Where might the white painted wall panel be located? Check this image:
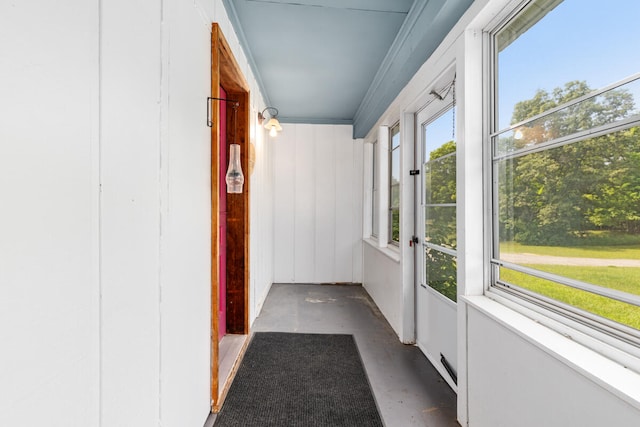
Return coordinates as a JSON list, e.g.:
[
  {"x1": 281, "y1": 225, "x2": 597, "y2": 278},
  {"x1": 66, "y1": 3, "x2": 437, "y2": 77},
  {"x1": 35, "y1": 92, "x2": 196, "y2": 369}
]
[
  {"x1": 314, "y1": 126, "x2": 336, "y2": 282},
  {"x1": 334, "y1": 128, "x2": 354, "y2": 281},
  {"x1": 273, "y1": 124, "x2": 362, "y2": 284},
  {"x1": 250, "y1": 114, "x2": 275, "y2": 323},
  {"x1": 0, "y1": 1, "x2": 99, "y2": 424},
  {"x1": 160, "y1": 1, "x2": 212, "y2": 425},
  {"x1": 0, "y1": 1, "x2": 274, "y2": 426},
  {"x1": 467, "y1": 304, "x2": 640, "y2": 427},
  {"x1": 273, "y1": 127, "x2": 296, "y2": 282},
  {"x1": 294, "y1": 125, "x2": 316, "y2": 282},
  {"x1": 350, "y1": 139, "x2": 364, "y2": 283},
  {"x1": 100, "y1": 0, "x2": 162, "y2": 424},
  {"x1": 362, "y1": 242, "x2": 402, "y2": 335}
]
